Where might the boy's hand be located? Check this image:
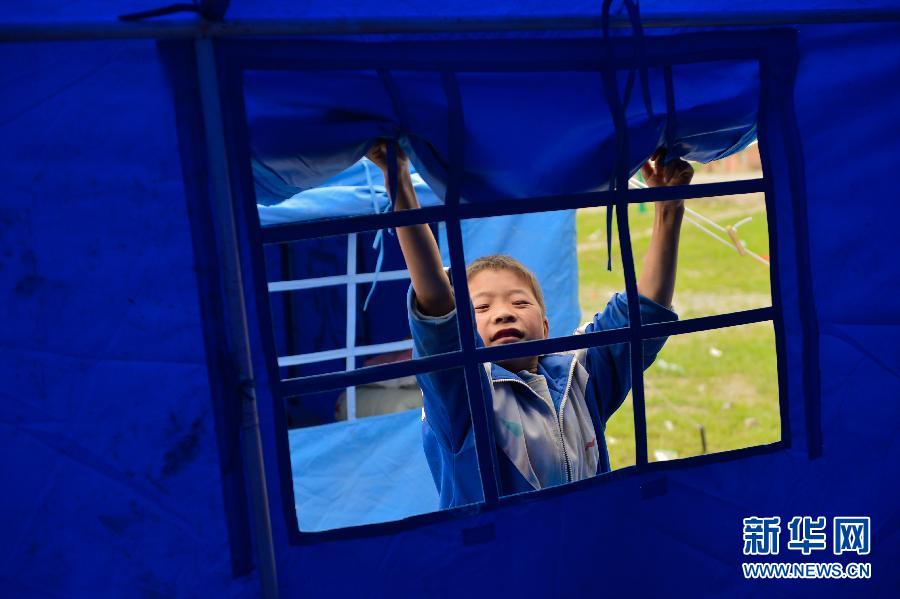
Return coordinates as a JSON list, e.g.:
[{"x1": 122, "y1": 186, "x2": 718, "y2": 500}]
[
  {"x1": 366, "y1": 140, "x2": 417, "y2": 210},
  {"x1": 366, "y1": 140, "x2": 455, "y2": 316},
  {"x1": 636, "y1": 149, "x2": 690, "y2": 308},
  {"x1": 366, "y1": 140, "x2": 410, "y2": 175},
  {"x1": 641, "y1": 149, "x2": 693, "y2": 209}
]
